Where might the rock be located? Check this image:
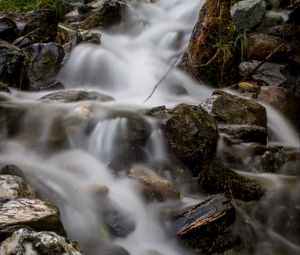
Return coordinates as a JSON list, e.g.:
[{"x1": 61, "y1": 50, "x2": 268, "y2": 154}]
[
  {"x1": 268, "y1": 23, "x2": 300, "y2": 40},
  {"x1": 247, "y1": 33, "x2": 287, "y2": 61},
  {"x1": 230, "y1": 0, "x2": 266, "y2": 31},
  {"x1": 181, "y1": 1, "x2": 240, "y2": 86},
  {"x1": 77, "y1": 0, "x2": 124, "y2": 30},
  {"x1": 0, "y1": 175, "x2": 36, "y2": 200},
  {"x1": 246, "y1": 33, "x2": 300, "y2": 65},
  {"x1": 130, "y1": 166, "x2": 180, "y2": 202},
  {"x1": 24, "y1": 42, "x2": 65, "y2": 90},
  {"x1": 102, "y1": 210, "x2": 136, "y2": 238},
  {"x1": 287, "y1": 0, "x2": 300, "y2": 24},
  {"x1": 0, "y1": 228, "x2": 82, "y2": 255},
  {"x1": 238, "y1": 81, "x2": 260, "y2": 93},
  {"x1": 0, "y1": 165, "x2": 23, "y2": 177},
  {"x1": 101, "y1": 244, "x2": 130, "y2": 255},
  {"x1": 261, "y1": 11, "x2": 285, "y2": 28},
  {"x1": 56, "y1": 24, "x2": 101, "y2": 55},
  {"x1": 175, "y1": 194, "x2": 236, "y2": 254},
  {"x1": 39, "y1": 90, "x2": 113, "y2": 103},
  {"x1": 161, "y1": 104, "x2": 219, "y2": 164},
  {"x1": 14, "y1": 10, "x2": 58, "y2": 43},
  {"x1": 201, "y1": 90, "x2": 267, "y2": 129},
  {"x1": 0, "y1": 40, "x2": 25, "y2": 88},
  {"x1": 239, "y1": 61, "x2": 288, "y2": 87},
  {"x1": 218, "y1": 124, "x2": 267, "y2": 144},
  {"x1": 0, "y1": 198, "x2": 65, "y2": 241},
  {"x1": 0, "y1": 16, "x2": 18, "y2": 42},
  {"x1": 258, "y1": 86, "x2": 300, "y2": 131},
  {"x1": 197, "y1": 159, "x2": 264, "y2": 201}
]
